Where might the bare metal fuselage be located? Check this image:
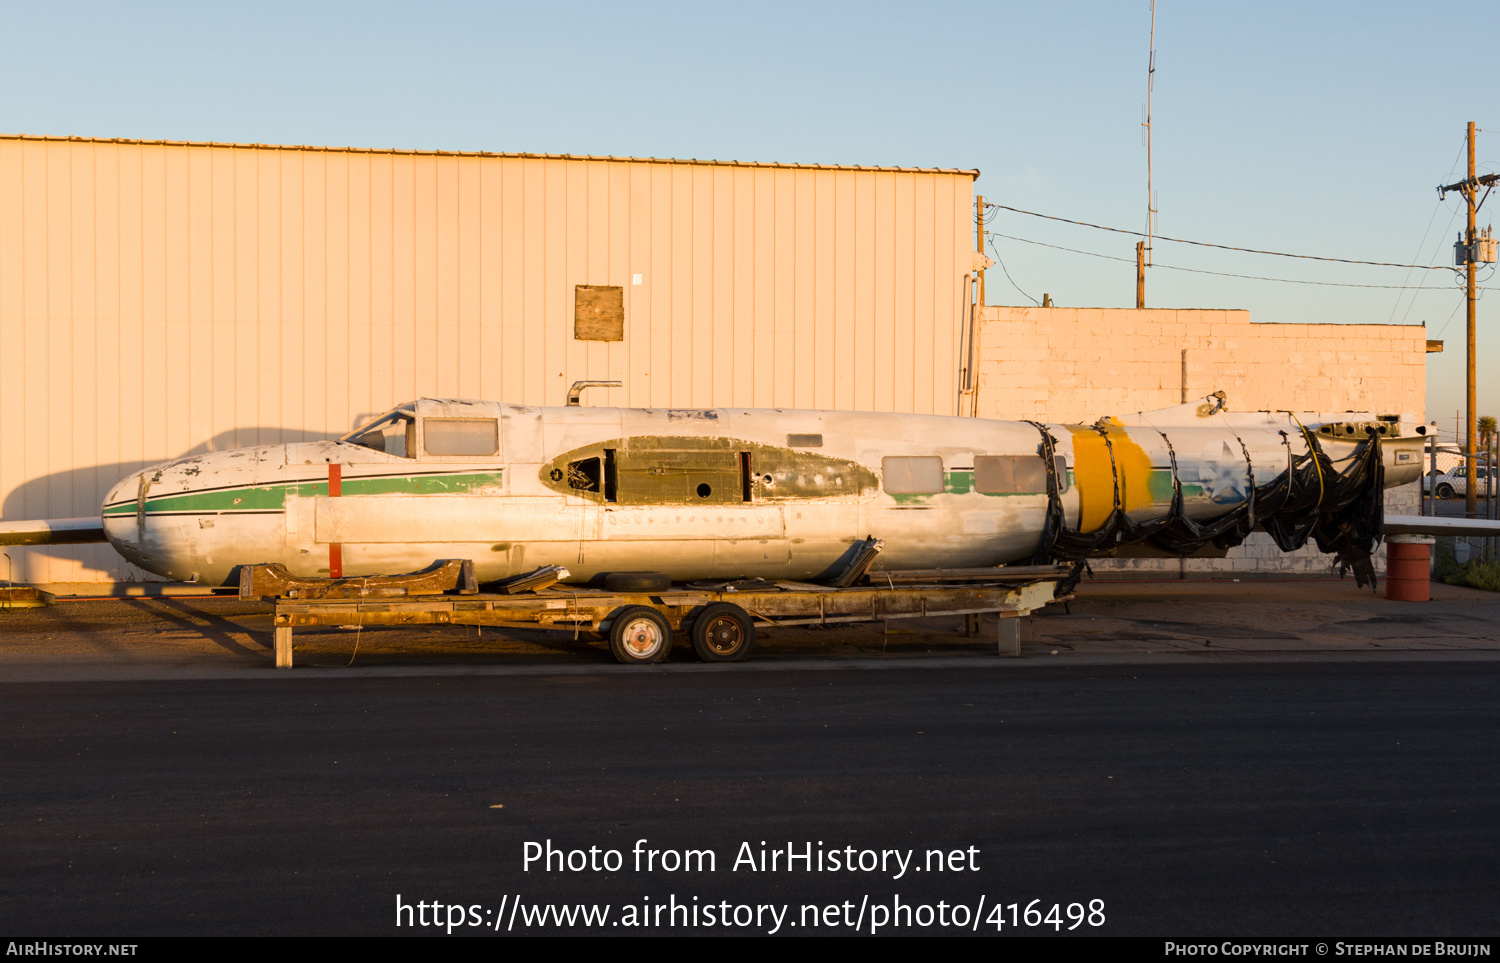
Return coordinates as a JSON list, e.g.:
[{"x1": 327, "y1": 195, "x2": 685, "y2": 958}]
[{"x1": 99, "y1": 399, "x2": 1426, "y2": 587}]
